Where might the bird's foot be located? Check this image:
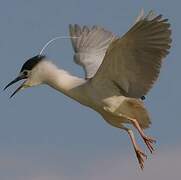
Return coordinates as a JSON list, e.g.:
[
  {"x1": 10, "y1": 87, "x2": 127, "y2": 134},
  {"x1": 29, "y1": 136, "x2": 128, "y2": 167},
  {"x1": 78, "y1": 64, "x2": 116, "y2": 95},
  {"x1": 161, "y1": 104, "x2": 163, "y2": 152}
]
[
  {"x1": 135, "y1": 147, "x2": 147, "y2": 170},
  {"x1": 142, "y1": 135, "x2": 156, "y2": 154},
  {"x1": 127, "y1": 117, "x2": 156, "y2": 154}
]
